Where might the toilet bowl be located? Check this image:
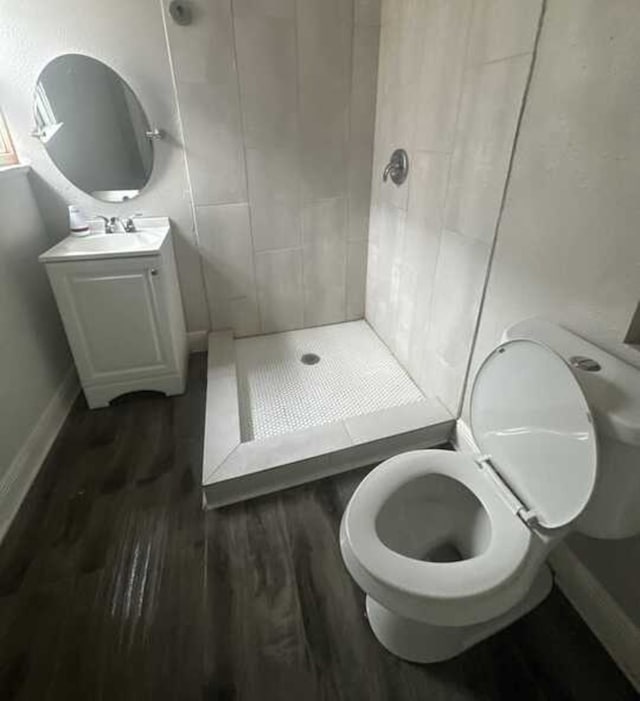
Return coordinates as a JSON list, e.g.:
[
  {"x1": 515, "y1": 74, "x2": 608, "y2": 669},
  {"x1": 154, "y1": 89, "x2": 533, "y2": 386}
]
[
  {"x1": 340, "y1": 450, "x2": 554, "y2": 662},
  {"x1": 341, "y1": 321, "x2": 640, "y2": 663}
]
